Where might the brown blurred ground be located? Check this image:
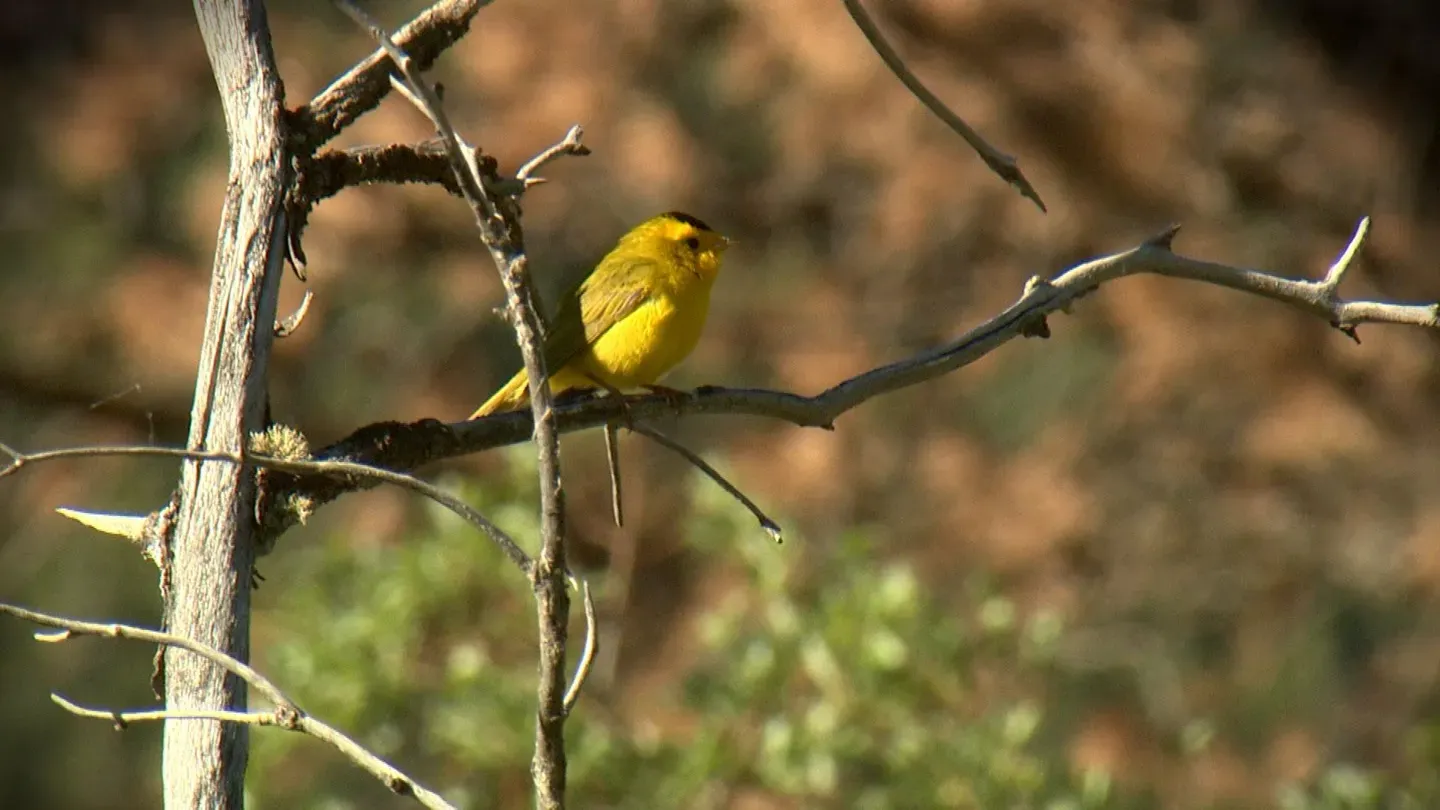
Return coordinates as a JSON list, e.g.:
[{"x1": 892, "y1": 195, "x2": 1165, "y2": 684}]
[{"x1": 4, "y1": 0, "x2": 1440, "y2": 807}]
